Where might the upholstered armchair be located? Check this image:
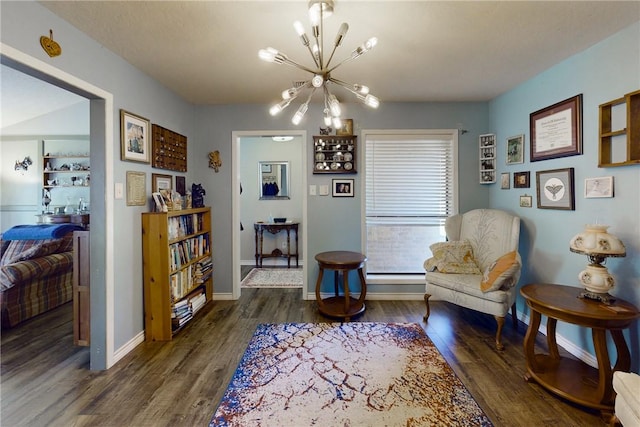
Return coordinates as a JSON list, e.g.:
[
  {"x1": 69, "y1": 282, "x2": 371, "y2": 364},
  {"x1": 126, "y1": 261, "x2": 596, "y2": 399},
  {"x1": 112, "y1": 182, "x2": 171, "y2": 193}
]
[{"x1": 424, "y1": 209, "x2": 521, "y2": 350}]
